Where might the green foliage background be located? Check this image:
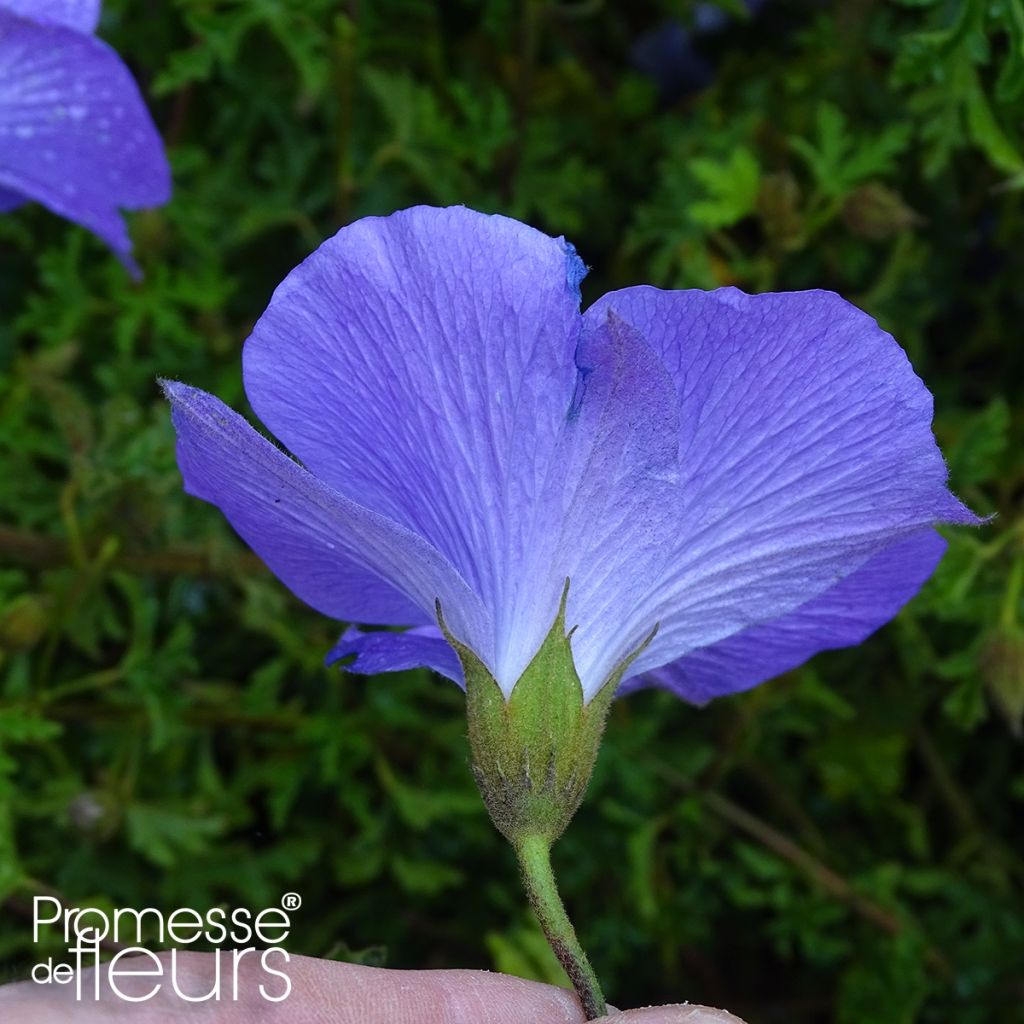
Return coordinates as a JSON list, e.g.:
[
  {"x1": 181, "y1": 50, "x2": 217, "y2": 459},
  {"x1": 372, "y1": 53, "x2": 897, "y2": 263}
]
[{"x1": 1, "y1": 1, "x2": 1023, "y2": 1020}]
